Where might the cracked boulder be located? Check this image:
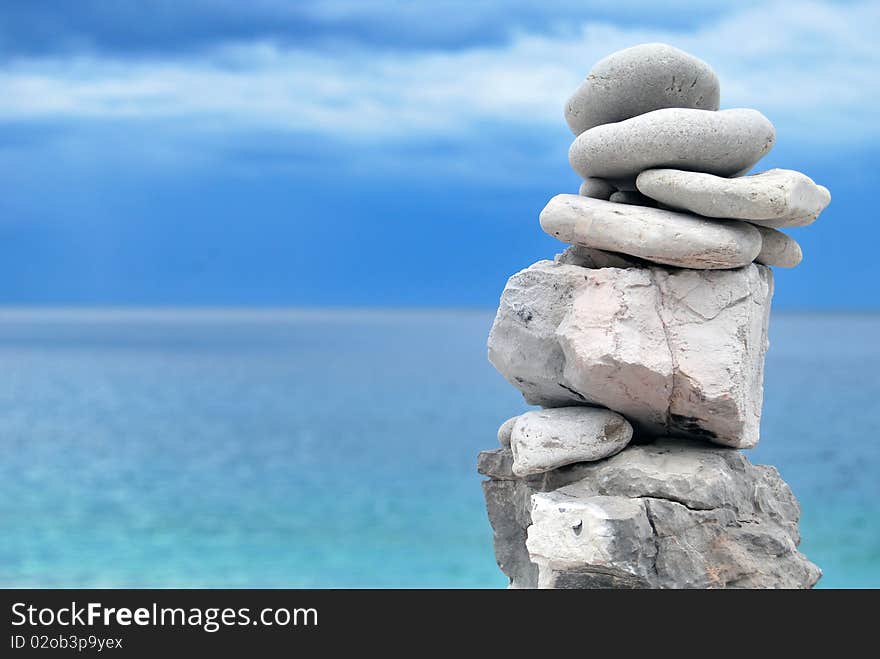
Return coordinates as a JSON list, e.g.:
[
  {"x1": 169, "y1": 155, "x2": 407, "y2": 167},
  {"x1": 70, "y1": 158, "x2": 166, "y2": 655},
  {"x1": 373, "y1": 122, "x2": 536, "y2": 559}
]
[
  {"x1": 478, "y1": 439, "x2": 821, "y2": 589},
  {"x1": 487, "y1": 259, "x2": 773, "y2": 448}
]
